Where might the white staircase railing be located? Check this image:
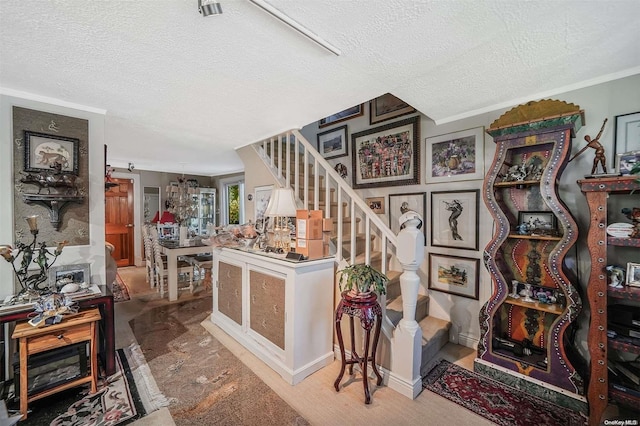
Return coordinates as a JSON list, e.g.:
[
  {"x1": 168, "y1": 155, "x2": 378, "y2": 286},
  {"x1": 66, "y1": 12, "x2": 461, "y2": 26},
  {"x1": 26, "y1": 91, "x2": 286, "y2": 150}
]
[{"x1": 252, "y1": 129, "x2": 424, "y2": 399}]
